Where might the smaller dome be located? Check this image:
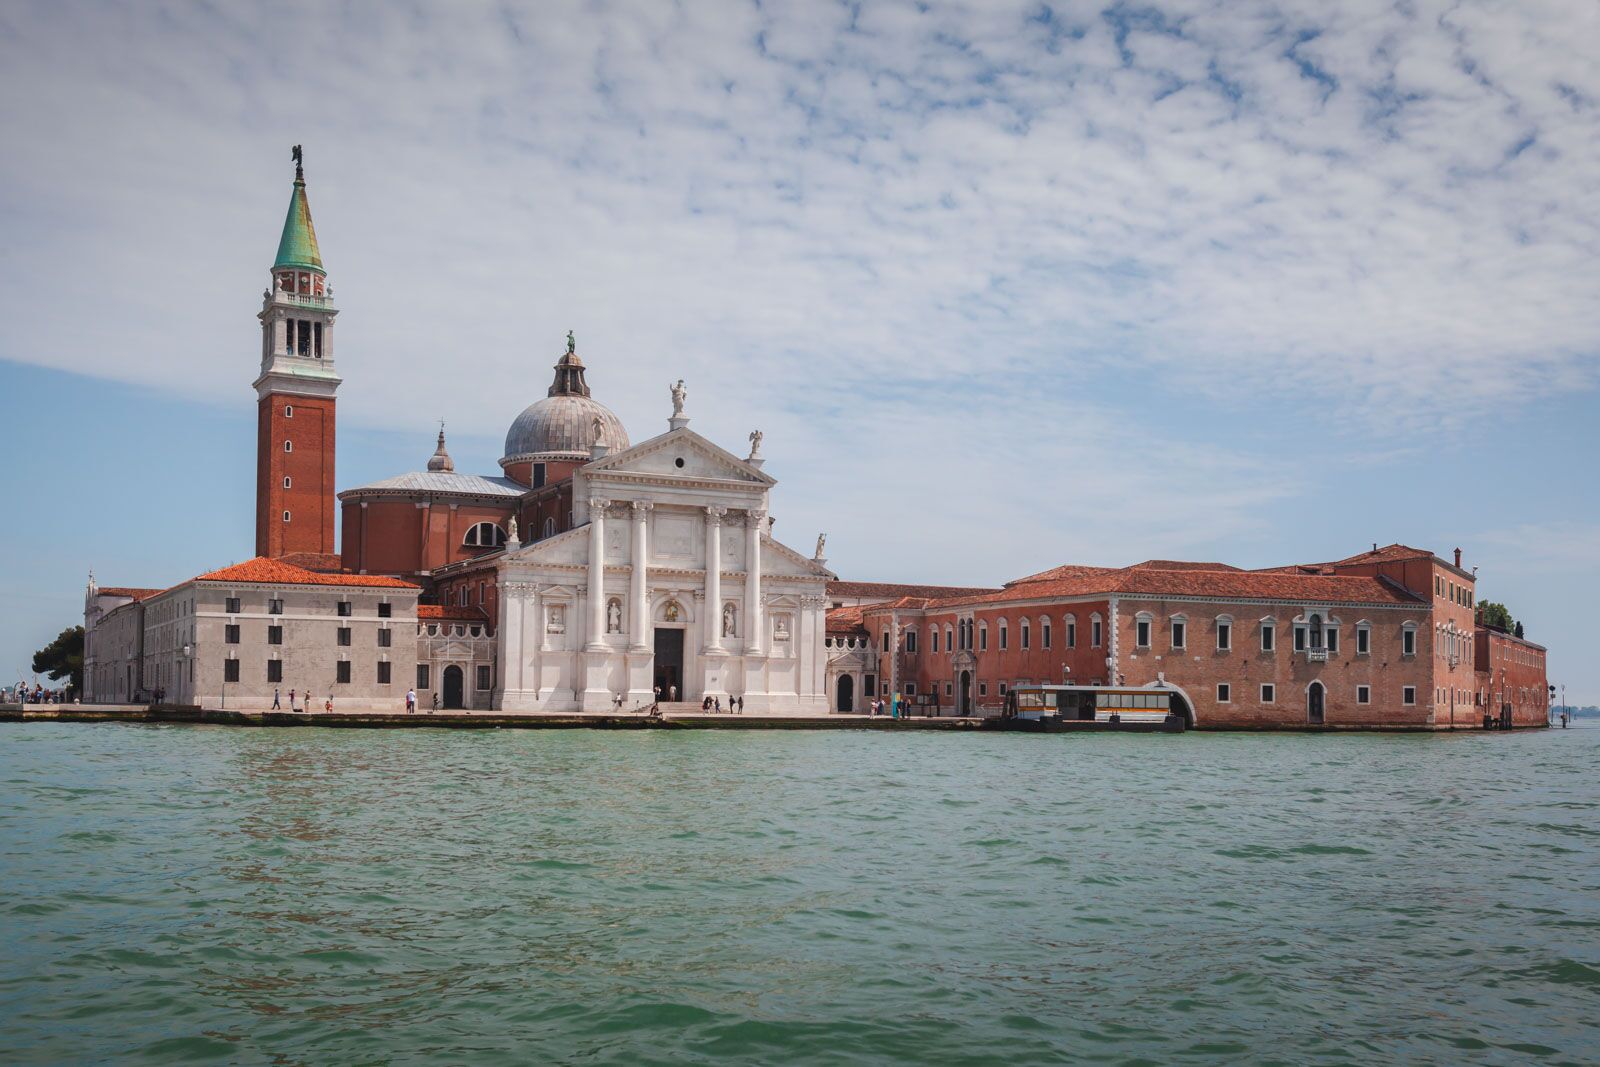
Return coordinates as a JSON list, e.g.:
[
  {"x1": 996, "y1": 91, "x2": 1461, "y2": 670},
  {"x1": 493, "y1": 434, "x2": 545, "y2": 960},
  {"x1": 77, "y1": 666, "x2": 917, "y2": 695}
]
[{"x1": 426, "y1": 427, "x2": 454, "y2": 472}]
